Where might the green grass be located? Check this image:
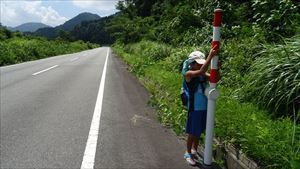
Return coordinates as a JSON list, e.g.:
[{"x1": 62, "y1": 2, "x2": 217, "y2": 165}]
[{"x1": 112, "y1": 40, "x2": 300, "y2": 169}]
